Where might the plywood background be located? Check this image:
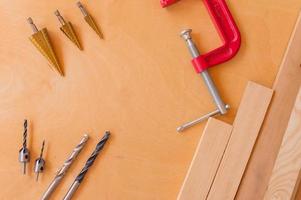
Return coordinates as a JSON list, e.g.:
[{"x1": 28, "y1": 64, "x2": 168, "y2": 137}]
[{"x1": 0, "y1": 0, "x2": 300, "y2": 199}]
